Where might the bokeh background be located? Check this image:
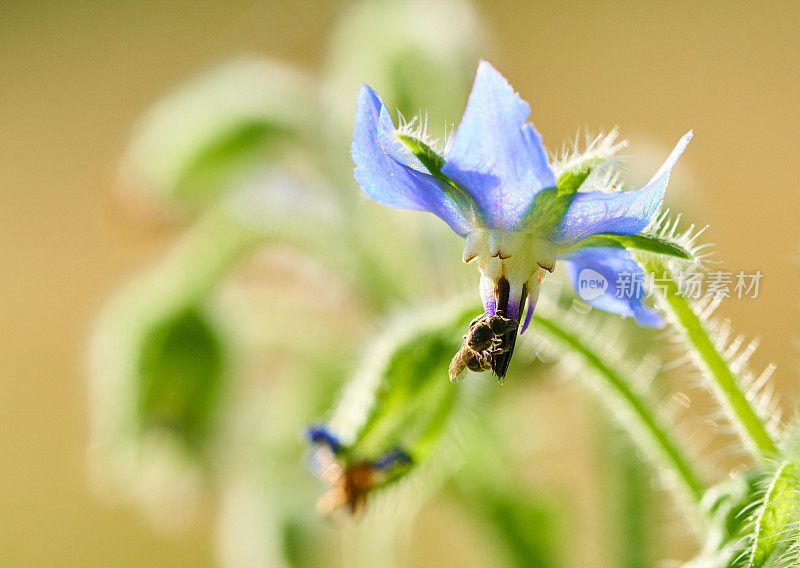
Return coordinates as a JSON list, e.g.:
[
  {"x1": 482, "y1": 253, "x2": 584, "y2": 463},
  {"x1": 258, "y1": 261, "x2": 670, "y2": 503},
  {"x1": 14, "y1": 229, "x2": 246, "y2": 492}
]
[{"x1": 2, "y1": 1, "x2": 799, "y2": 566}]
